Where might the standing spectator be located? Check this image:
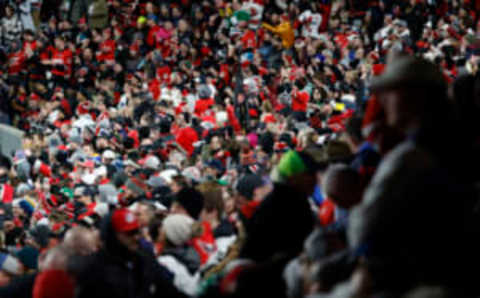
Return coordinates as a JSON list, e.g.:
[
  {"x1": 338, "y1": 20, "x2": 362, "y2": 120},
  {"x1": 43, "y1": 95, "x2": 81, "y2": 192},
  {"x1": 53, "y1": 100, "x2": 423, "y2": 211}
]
[
  {"x1": 70, "y1": 208, "x2": 186, "y2": 298},
  {"x1": 1, "y1": 4, "x2": 23, "y2": 50},
  {"x1": 87, "y1": 0, "x2": 108, "y2": 30},
  {"x1": 17, "y1": 0, "x2": 36, "y2": 32}
]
